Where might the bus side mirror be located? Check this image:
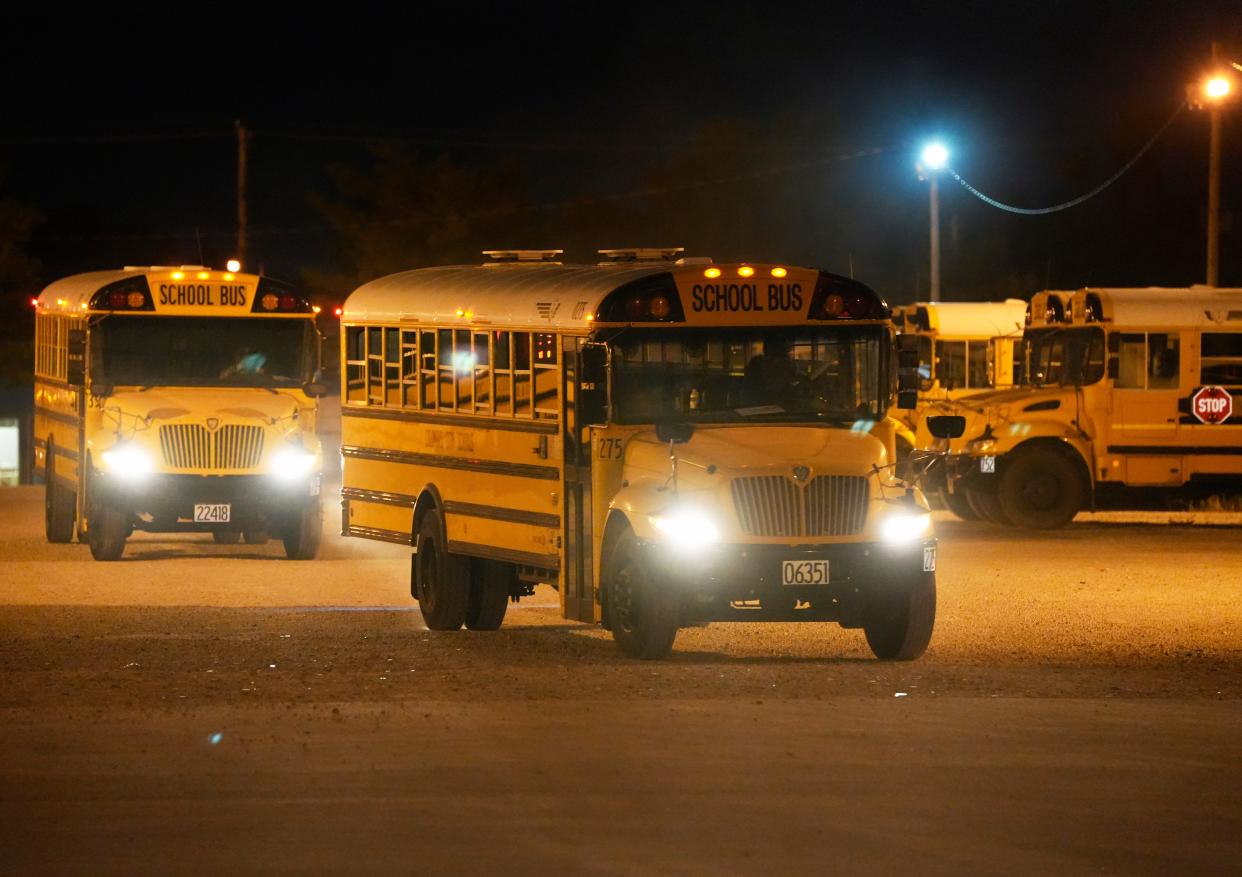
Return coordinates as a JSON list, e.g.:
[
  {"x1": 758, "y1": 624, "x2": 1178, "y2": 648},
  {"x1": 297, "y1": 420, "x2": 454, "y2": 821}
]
[
  {"x1": 656, "y1": 420, "x2": 695, "y2": 444},
  {"x1": 580, "y1": 343, "x2": 609, "y2": 426},
  {"x1": 303, "y1": 381, "x2": 330, "y2": 398},
  {"x1": 926, "y1": 415, "x2": 966, "y2": 439},
  {"x1": 67, "y1": 329, "x2": 86, "y2": 386},
  {"x1": 897, "y1": 390, "x2": 919, "y2": 410}
]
